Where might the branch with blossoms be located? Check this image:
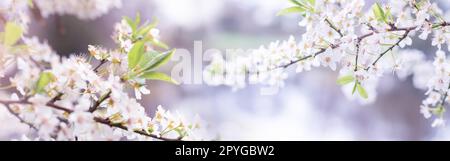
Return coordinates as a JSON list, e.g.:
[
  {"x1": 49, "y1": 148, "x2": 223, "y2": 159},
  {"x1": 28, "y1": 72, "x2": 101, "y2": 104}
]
[
  {"x1": 0, "y1": 97, "x2": 181, "y2": 141},
  {"x1": 204, "y1": 0, "x2": 450, "y2": 127},
  {"x1": 0, "y1": 1, "x2": 201, "y2": 141}
]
